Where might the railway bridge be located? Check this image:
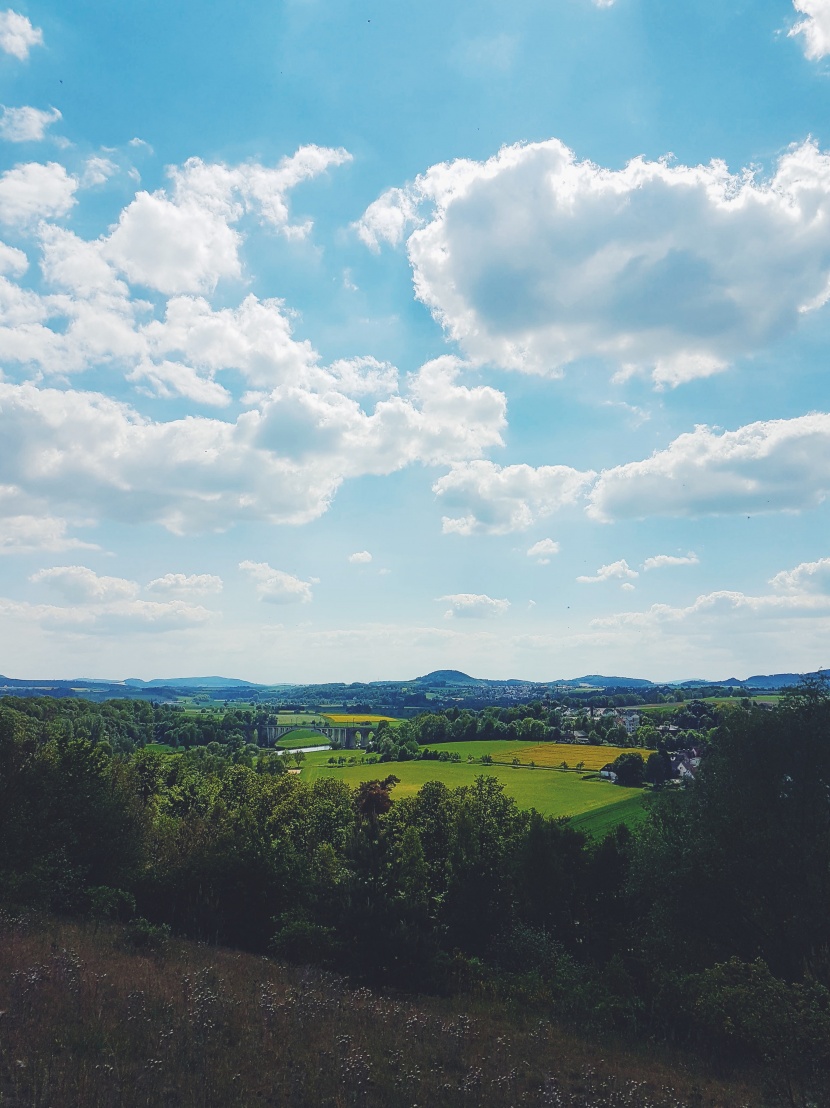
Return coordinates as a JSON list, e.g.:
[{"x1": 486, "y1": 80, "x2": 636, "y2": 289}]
[{"x1": 265, "y1": 723, "x2": 374, "y2": 751}]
